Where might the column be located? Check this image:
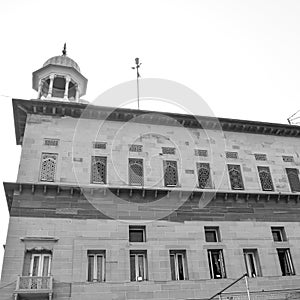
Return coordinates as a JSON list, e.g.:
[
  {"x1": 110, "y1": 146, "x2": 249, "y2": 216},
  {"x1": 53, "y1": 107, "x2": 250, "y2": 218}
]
[
  {"x1": 47, "y1": 74, "x2": 55, "y2": 98},
  {"x1": 37, "y1": 79, "x2": 43, "y2": 99},
  {"x1": 75, "y1": 85, "x2": 80, "y2": 102},
  {"x1": 64, "y1": 76, "x2": 71, "y2": 100}
]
